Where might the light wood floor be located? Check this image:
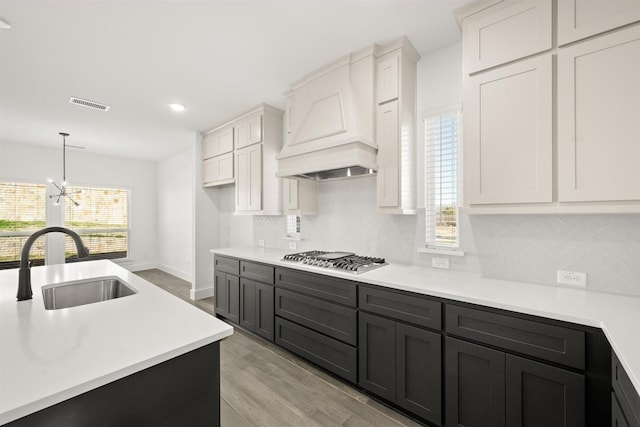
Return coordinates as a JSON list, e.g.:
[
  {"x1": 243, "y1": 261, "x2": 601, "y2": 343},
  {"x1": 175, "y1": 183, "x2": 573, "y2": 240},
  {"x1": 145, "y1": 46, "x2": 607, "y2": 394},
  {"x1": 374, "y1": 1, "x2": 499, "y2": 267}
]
[{"x1": 134, "y1": 269, "x2": 423, "y2": 427}]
